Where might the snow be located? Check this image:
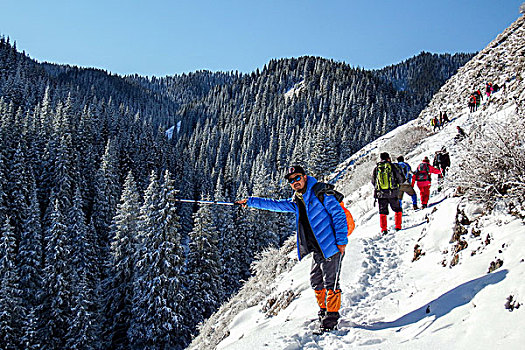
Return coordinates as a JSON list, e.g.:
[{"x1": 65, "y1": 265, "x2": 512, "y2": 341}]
[
  {"x1": 284, "y1": 81, "x2": 305, "y2": 100},
  {"x1": 165, "y1": 121, "x2": 181, "y2": 140},
  {"x1": 192, "y1": 14, "x2": 525, "y2": 350},
  {"x1": 166, "y1": 126, "x2": 175, "y2": 140}
]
